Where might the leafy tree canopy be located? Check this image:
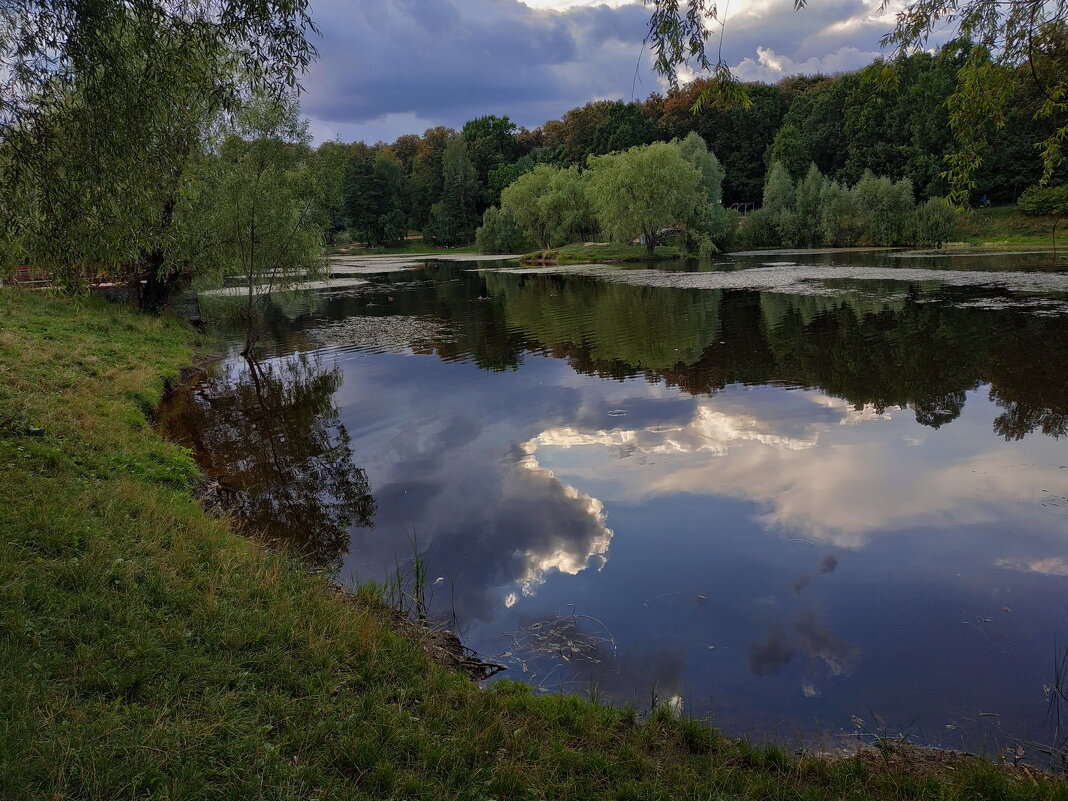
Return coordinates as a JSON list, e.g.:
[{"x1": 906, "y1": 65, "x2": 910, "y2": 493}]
[{"x1": 645, "y1": 0, "x2": 1068, "y2": 203}]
